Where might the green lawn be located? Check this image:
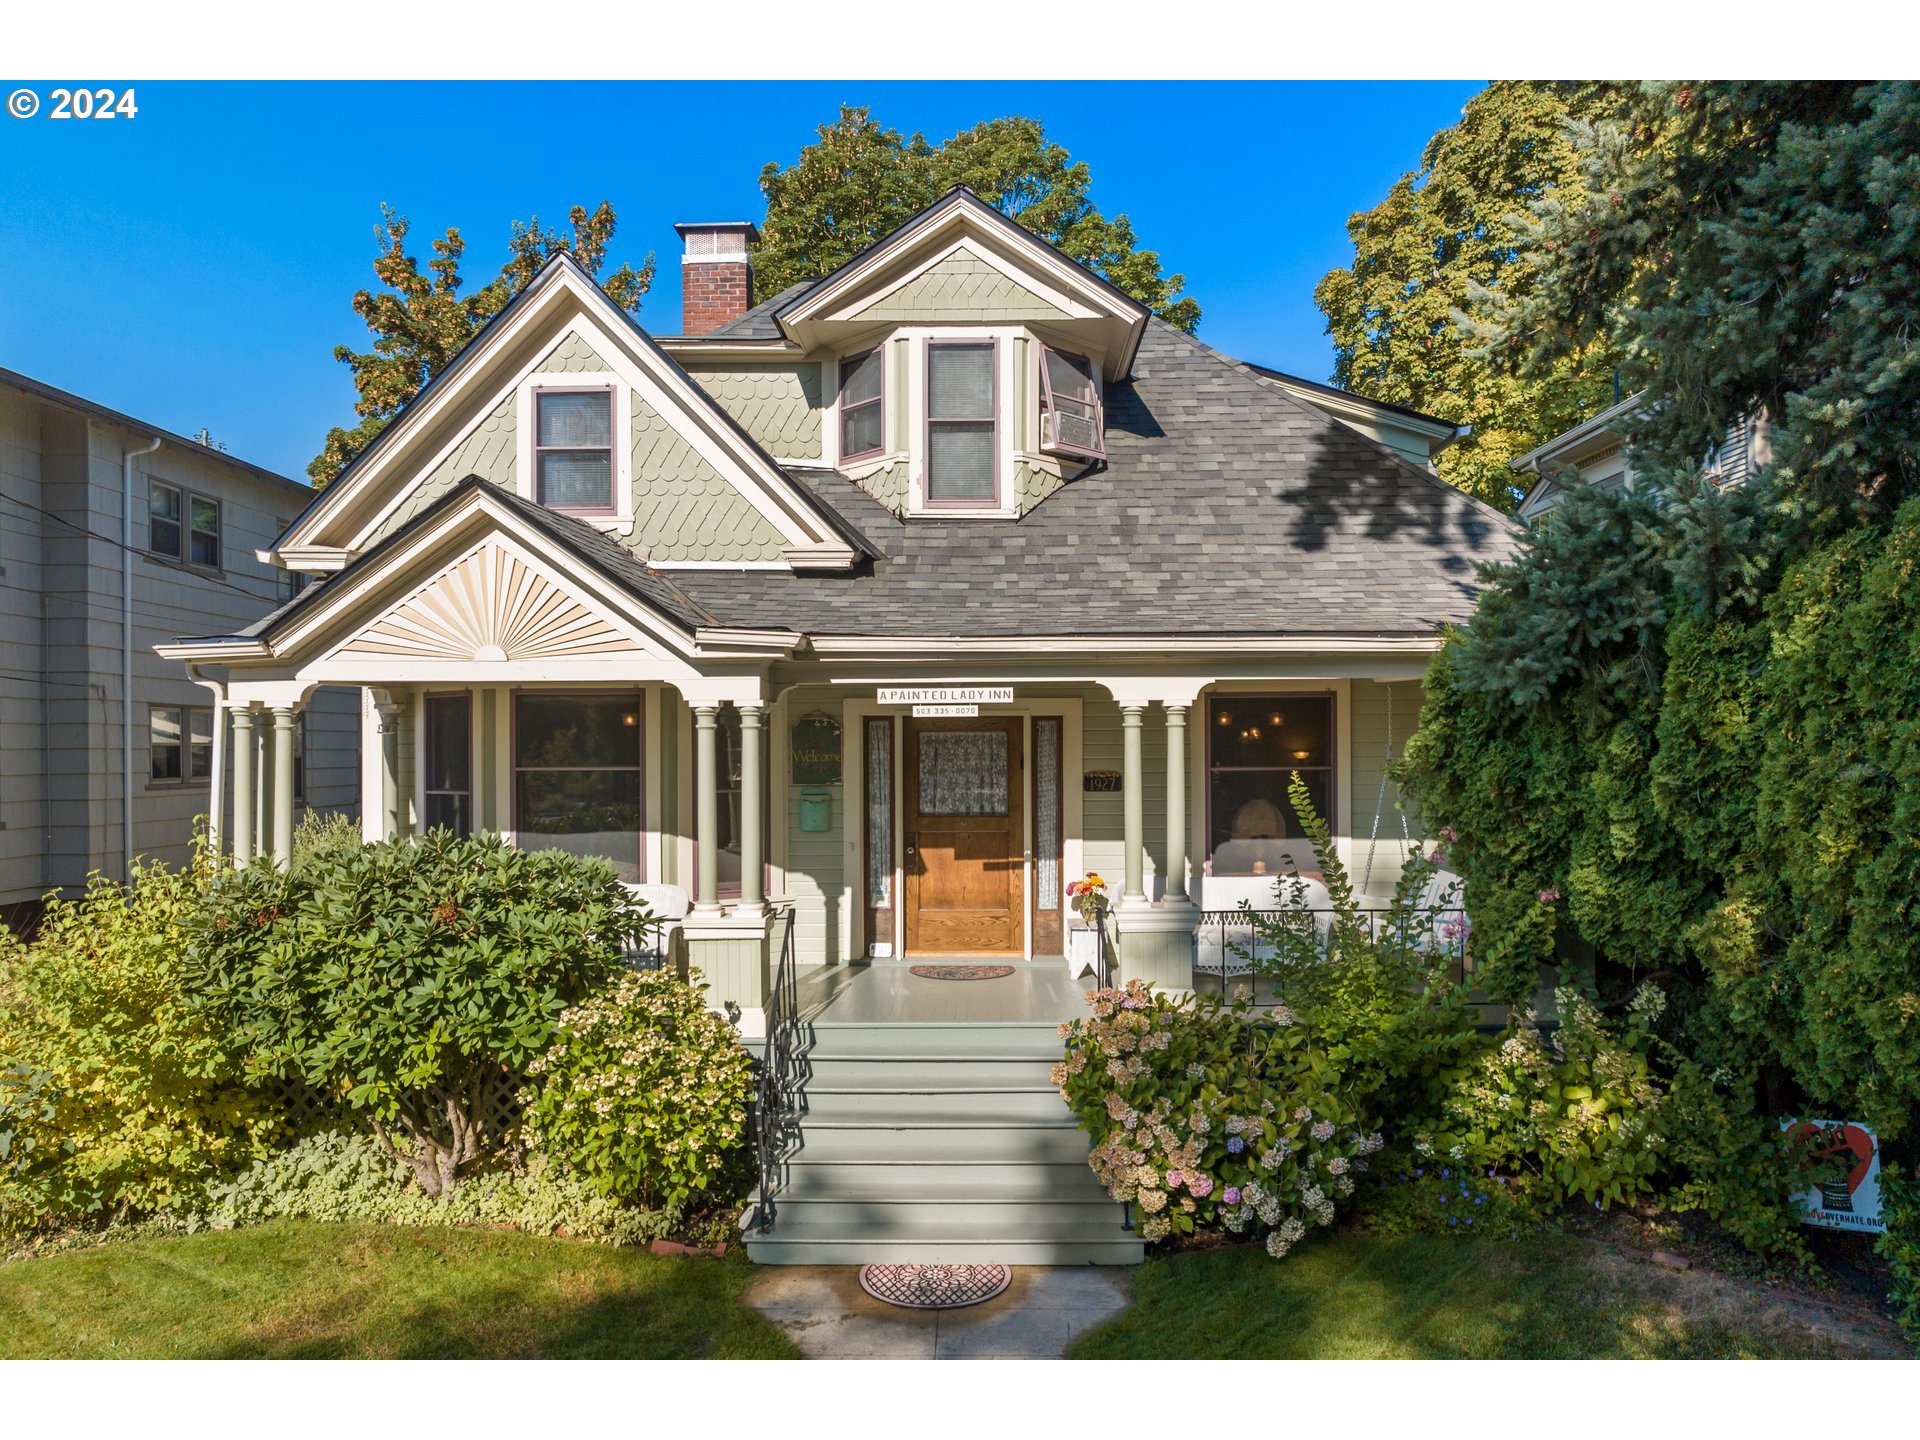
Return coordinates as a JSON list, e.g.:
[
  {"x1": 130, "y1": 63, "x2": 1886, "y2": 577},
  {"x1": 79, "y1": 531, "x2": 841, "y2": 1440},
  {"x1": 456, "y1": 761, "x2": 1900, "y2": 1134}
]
[
  {"x1": 1068, "y1": 1231, "x2": 1904, "y2": 1359},
  {"x1": 0, "y1": 1222, "x2": 799, "y2": 1359}
]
